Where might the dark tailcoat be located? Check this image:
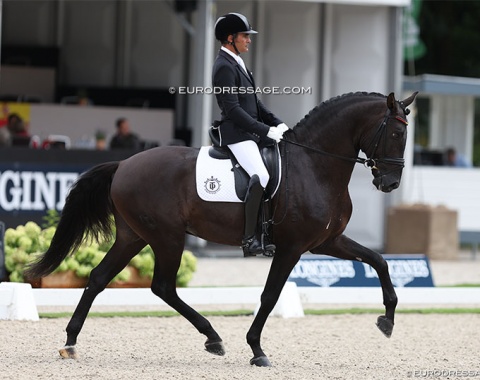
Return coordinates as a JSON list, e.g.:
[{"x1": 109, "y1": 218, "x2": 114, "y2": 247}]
[{"x1": 212, "y1": 49, "x2": 282, "y2": 146}]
